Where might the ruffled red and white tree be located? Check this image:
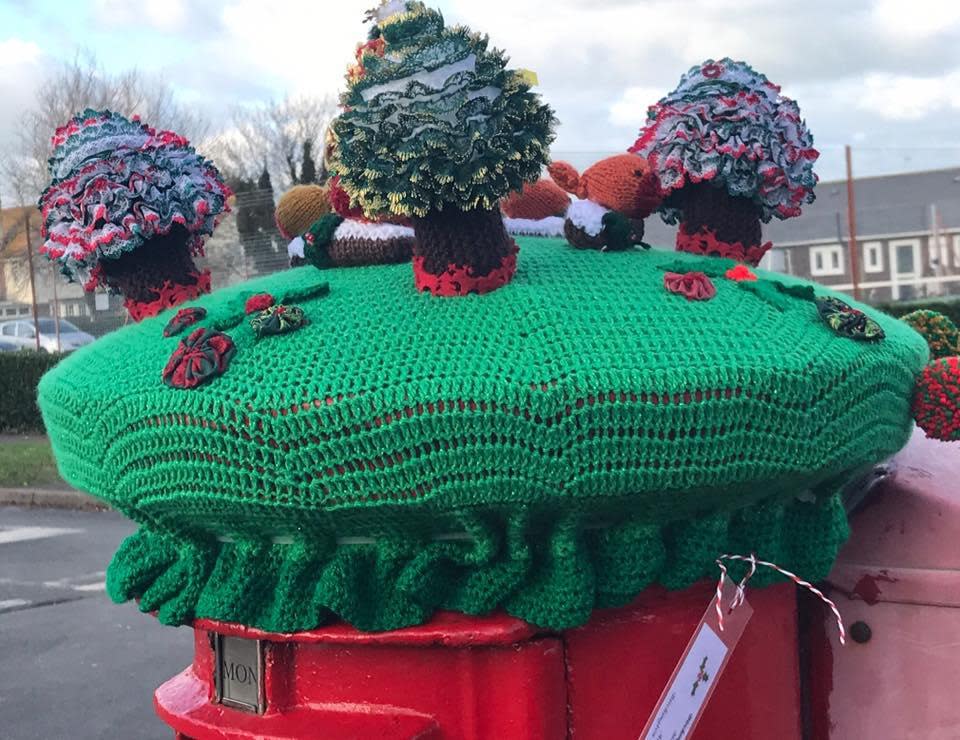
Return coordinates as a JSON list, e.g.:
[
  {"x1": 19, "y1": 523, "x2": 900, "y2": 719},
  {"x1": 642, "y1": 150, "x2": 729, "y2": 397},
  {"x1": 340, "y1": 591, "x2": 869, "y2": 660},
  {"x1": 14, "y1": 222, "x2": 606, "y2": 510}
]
[
  {"x1": 629, "y1": 59, "x2": 818, "y2": 266},
  {"x1": 39, "y1": 110, "x2": 231, "y2": 321}
]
